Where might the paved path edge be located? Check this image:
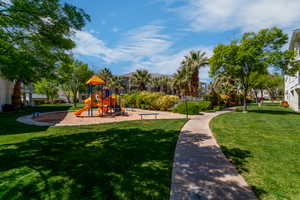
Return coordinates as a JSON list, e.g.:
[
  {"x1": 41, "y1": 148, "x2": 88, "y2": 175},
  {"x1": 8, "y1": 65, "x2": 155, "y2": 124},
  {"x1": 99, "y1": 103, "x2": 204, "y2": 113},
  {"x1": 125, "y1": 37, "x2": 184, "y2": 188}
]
[{"x1": 170, "y1": 108, "x2": 258, "y2": 200}]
